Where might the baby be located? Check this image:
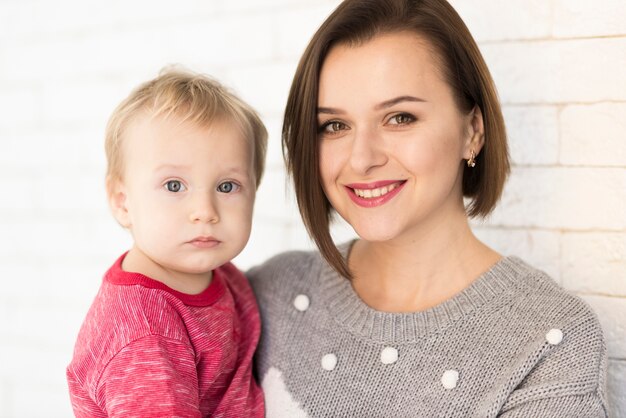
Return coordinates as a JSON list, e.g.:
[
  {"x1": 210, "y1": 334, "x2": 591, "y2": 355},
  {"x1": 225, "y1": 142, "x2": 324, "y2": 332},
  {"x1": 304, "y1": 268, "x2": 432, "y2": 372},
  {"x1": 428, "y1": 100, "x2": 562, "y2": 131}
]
[{"x1": 67, "y1": 69, "x2": 267, "y2": 417}]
